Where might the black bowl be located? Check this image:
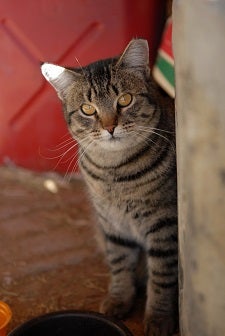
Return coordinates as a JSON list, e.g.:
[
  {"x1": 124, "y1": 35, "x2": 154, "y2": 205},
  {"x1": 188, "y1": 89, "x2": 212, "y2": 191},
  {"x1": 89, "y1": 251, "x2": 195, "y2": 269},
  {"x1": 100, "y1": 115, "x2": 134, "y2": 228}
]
[{"x1": 9, "y1": 310, "x2": 133, "y2": 336}]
